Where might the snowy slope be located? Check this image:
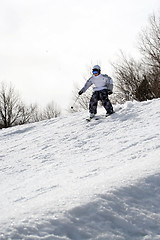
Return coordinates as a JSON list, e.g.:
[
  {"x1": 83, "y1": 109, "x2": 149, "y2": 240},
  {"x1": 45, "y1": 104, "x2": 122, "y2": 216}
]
[{"x1": 0, "y1": 99, "x2": 160, "y2": 240}]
